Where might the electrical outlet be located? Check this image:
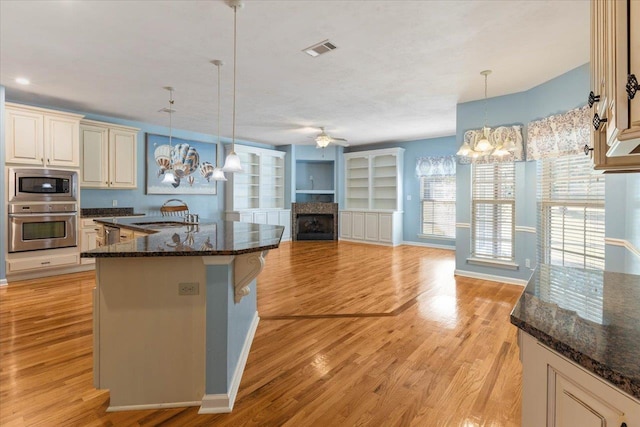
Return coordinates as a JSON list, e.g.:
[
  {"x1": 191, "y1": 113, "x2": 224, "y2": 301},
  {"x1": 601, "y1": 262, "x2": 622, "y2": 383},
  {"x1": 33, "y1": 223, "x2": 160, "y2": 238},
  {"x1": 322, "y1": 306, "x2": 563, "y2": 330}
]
[
  {"x1": 525, "y1": 258, "x2": 531, "y2": 269},
  {"x1": 178, "y1": 282, "x2": 199, "y2": 295},
  {"x1": 112, "y1": 200, "x2": 117, "y2": 207},
  {"x1": 309, "y1": 175, "x2": 313, "y2": 181}
]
